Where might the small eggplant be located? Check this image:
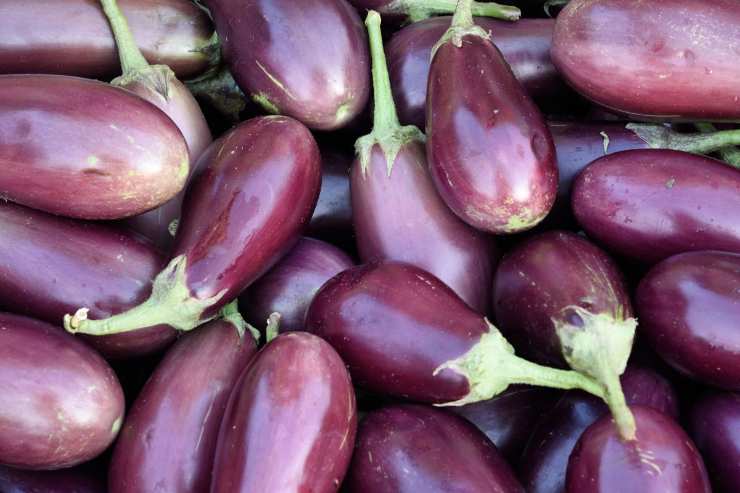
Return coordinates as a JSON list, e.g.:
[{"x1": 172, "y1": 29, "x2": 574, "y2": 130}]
[
  {"x1": 211, "y1": 332, "x2": 356, "y2": 492},
  {"x1": 308, "y1": 146, "x2": 354, "y2": 239},
  {"x1": 426, "y1": 1, "x2": 558, "y2": 233},
  {"x1": 565, "y1": 406, "x2": 711, "y2": 493},
  {"x1": 347, "y1": 0, "x2": 519, "y2": 23},
  {"x1": 636, "y1": 250, "x2": 740, "y2": 390},
  {"x1": 345, "y1": 405, "x2": 524, "y2": 493},
  {"x1": 206, "y1": 0, "x2": 370, "y2": 130},
  {"x1": 572, "y1": 149, "x2": 740, "y2": 263},
  {"x1": 0, "y1": 313, "x2": 124, "y2": 470},
  {"x1": 0, "y1": 465, "x2": 105, "y2": 493},
  {"x1": 0, "y1": 74, "x2": 189, "y2": 220},
  {"x1": 65, "y1": 116, "x2": 321, "y2": 338},
  {"x1": 552, "y1": 0, "x2": 740, "y2": 121},
  {"x1": 352, "y1": 11, "x2": 495, "y2": 313}
]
